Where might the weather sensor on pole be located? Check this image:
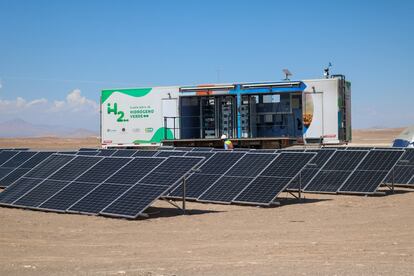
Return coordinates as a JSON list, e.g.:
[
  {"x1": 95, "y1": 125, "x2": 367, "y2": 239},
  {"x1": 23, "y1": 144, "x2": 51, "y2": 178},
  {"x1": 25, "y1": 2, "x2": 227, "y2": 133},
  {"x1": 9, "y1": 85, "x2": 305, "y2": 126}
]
[
  {"x1": 283, "y1": 69, "x2": 292, "y2": 81},
  {"x1": 324, "y1": 62, "x2": 332, "y2": 78}
]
